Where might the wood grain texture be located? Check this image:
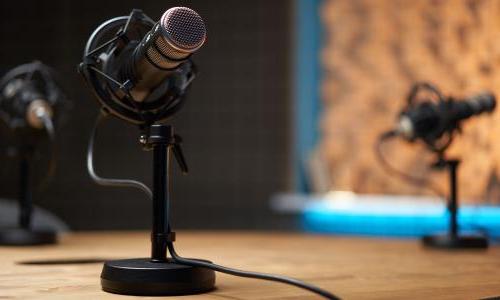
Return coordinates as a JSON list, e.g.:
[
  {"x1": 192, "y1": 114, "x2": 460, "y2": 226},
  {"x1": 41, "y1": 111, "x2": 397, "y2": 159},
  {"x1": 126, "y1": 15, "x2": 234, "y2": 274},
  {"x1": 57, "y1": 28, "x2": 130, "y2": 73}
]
[
  {"x1": 321, "y1": 0, "x2": 500, "y2": 202},
  {"x1": 1, "y1": 231, "x2": 500, "y2": 299}
]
